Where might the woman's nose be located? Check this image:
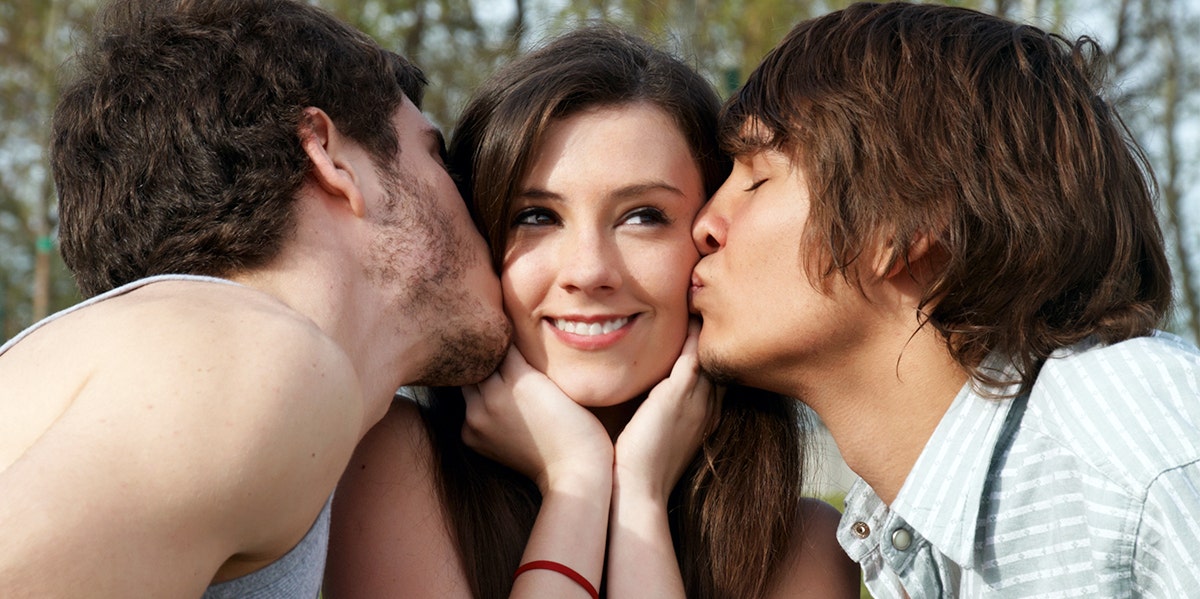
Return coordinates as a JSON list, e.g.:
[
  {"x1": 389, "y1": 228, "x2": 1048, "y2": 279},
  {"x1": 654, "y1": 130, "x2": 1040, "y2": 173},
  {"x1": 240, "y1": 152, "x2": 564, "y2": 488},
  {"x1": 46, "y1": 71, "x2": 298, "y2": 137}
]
[{"x1": 557, "y1": 229, "x2": 621, "y2": 294}]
